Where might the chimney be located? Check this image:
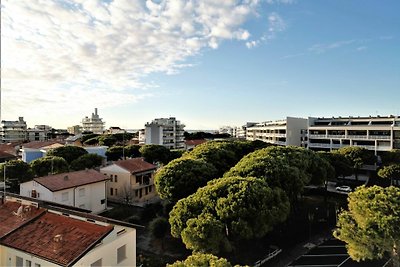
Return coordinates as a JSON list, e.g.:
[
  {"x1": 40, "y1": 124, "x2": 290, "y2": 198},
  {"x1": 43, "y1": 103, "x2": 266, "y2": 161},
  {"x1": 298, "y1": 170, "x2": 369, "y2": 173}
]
[
  {"x1": 64, "y1": 175, "x2": 69, "y2": 181},
  {"x1": 95, "y1": 108, "x2": 98, "y2": 116}
]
